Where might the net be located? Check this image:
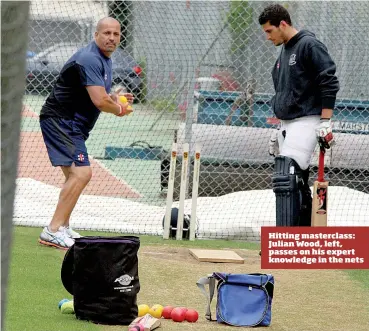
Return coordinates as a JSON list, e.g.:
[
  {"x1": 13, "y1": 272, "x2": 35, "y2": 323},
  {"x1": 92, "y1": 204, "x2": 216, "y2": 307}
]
[{"x1": 16, "y1": 1, "x2": 369, "y2": 241}]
